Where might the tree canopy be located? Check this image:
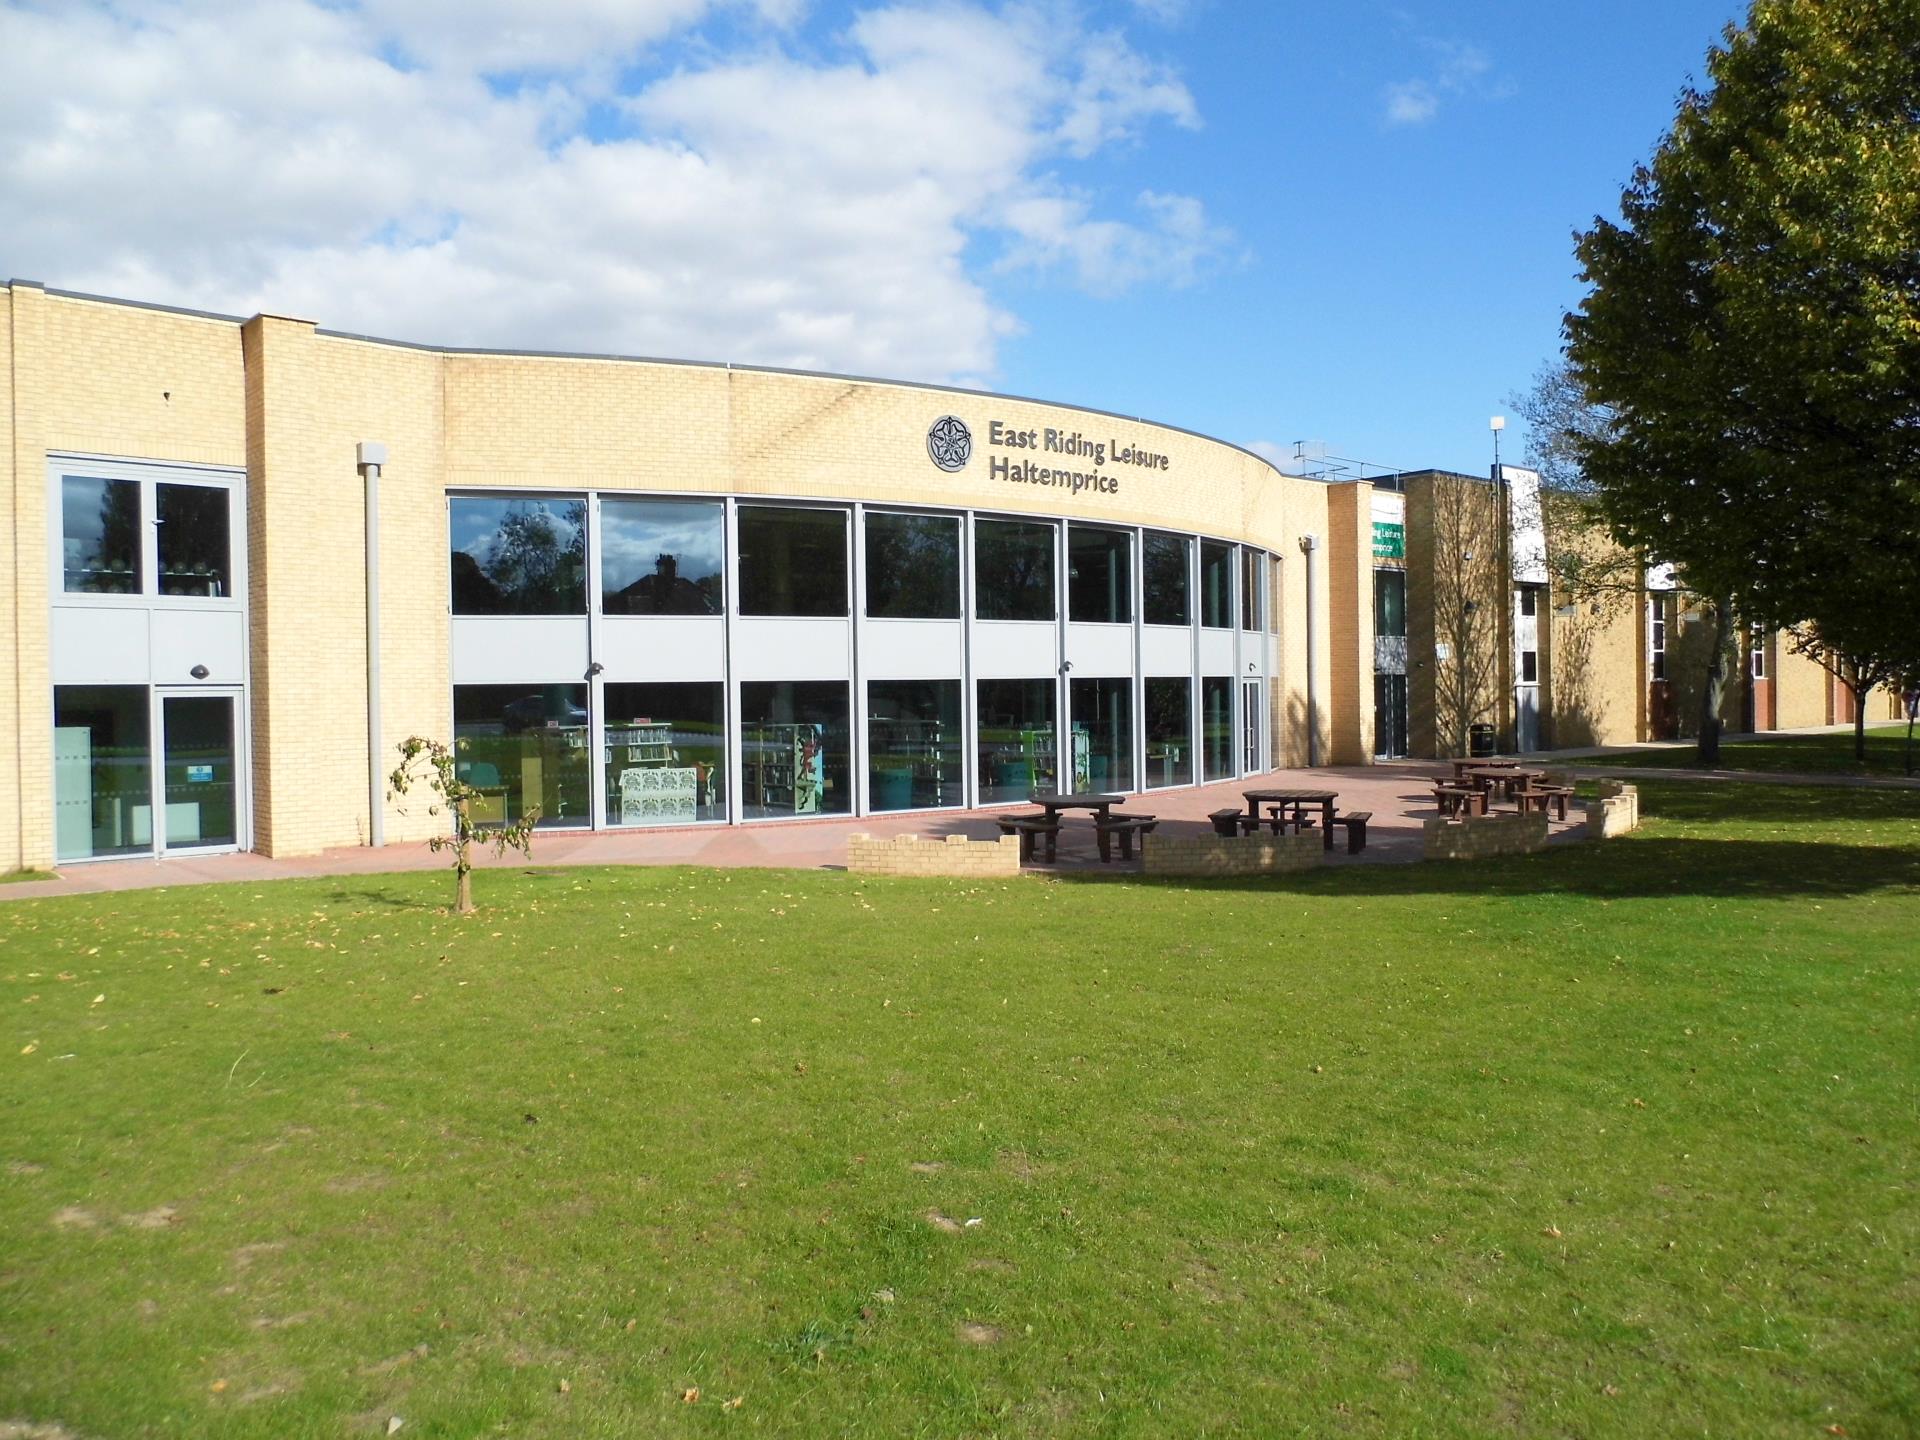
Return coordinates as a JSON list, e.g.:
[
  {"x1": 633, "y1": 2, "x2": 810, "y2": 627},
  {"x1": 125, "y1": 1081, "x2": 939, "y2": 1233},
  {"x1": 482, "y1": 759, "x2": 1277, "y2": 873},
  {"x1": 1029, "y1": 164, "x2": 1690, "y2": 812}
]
[{"x1": 1565, "y1": 0, "x2": 1920, "y2": 672}]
